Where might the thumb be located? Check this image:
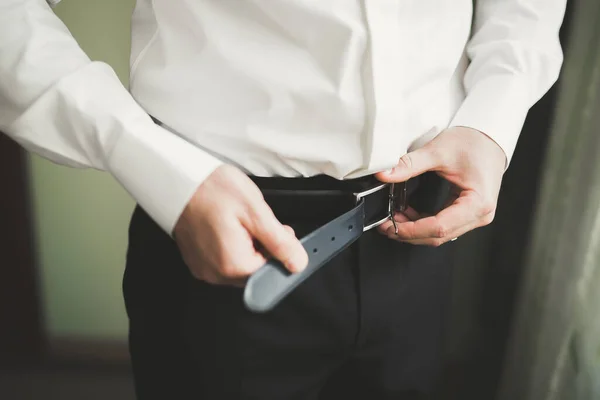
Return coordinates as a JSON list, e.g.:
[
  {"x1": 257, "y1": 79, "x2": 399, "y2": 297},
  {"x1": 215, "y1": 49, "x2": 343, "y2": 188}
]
[
  {"x1": 247, "y1": 205, "x2": 309, "y2": 274},
  {"x1": 376, "y1": 146, "x2": 440, "y2": 183}
]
